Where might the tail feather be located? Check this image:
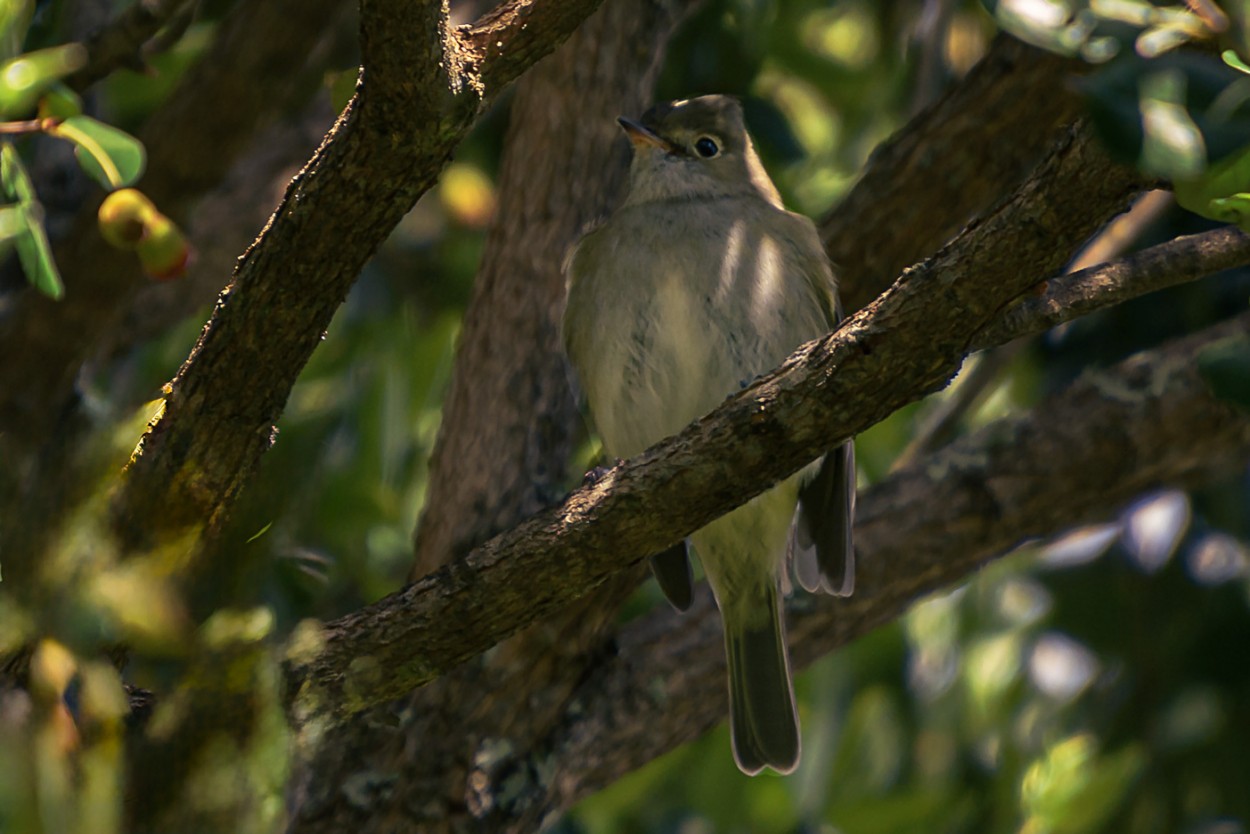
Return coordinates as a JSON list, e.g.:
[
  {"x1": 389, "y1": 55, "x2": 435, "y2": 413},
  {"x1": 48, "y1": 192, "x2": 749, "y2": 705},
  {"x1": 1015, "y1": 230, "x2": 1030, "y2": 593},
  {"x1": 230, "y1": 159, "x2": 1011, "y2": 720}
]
[
  {"x1": 724, "y1": 585, "x2": 799, "y2": 775},
  {"x1": 649, "y1": 540, "x2": 694, "y2": 611},
  {"x1": 792, "y1": 440, "x2": 856, "y2": 596}
]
